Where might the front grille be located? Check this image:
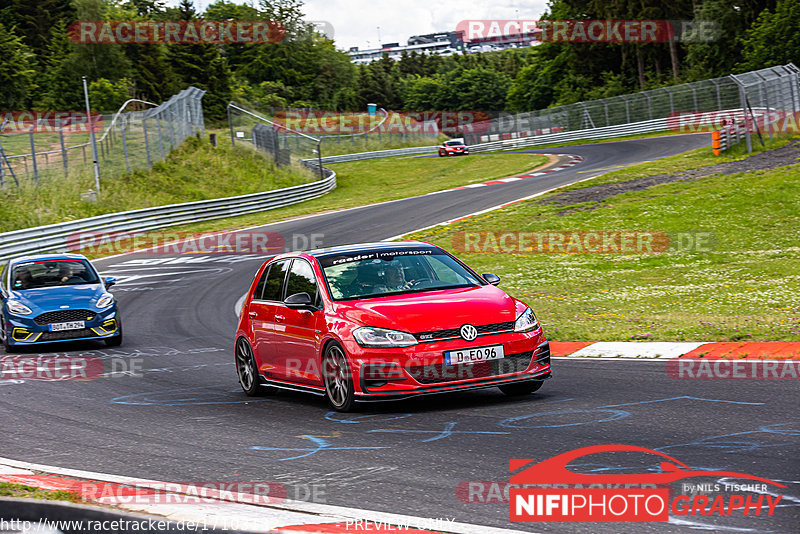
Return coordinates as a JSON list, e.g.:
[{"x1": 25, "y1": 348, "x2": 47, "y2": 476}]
[
  {"x1": 34, "y1": 309, "x2": 95, "y2": 325},
  {"x1": 39, "y1": 328, "x2": 96, "y2": 341},
  {"x1": 414, "y1": 321, "x2": 515, "y2": 341},
  {"x1": 406, "y1": 351, "x2": 533, "y2": 384}
]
